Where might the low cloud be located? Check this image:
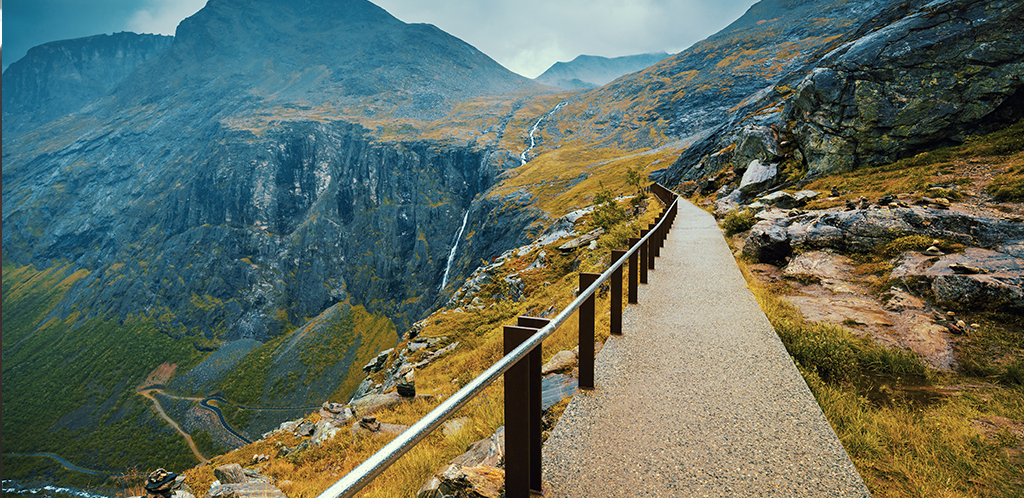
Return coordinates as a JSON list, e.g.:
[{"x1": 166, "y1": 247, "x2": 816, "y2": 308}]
[{"x1": 125, "y1": 0, "x2": 206, "y2": 36}]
